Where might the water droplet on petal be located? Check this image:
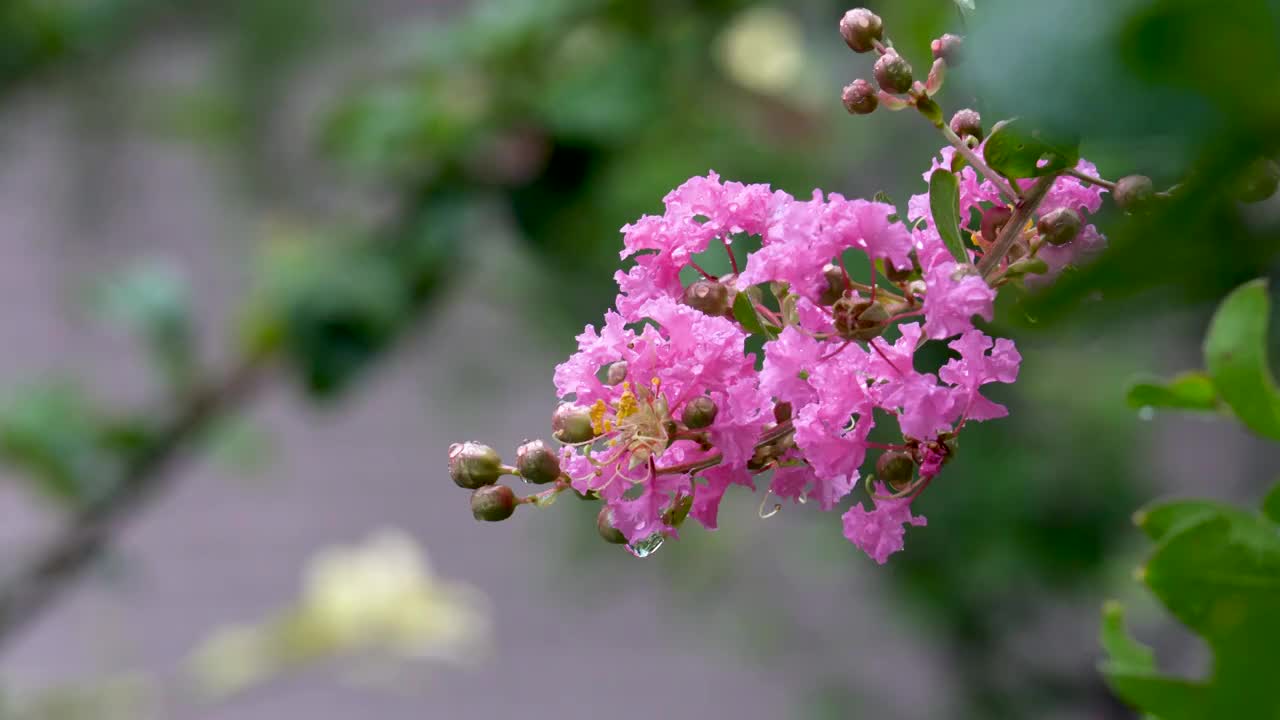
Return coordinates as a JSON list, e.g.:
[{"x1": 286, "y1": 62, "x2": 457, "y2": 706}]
[{"x1": 626, "y1": 532, "x2": 665, "y2": 558}]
